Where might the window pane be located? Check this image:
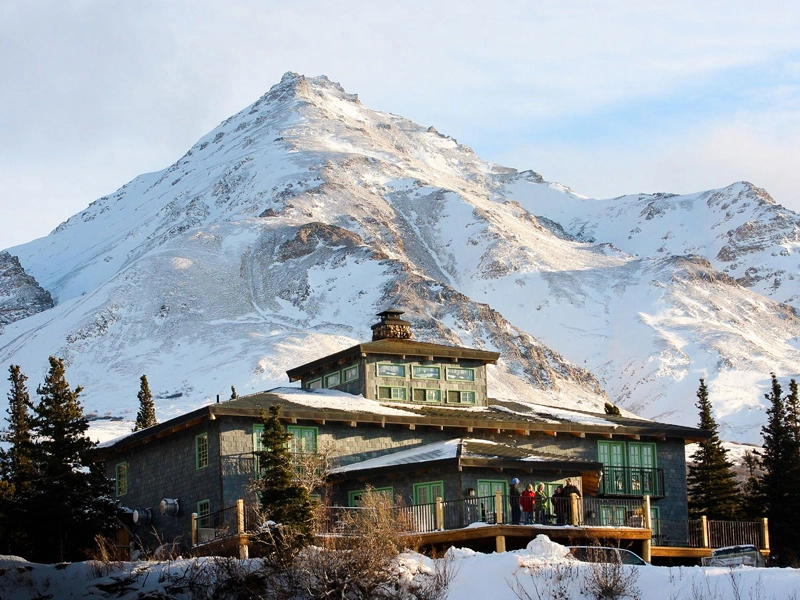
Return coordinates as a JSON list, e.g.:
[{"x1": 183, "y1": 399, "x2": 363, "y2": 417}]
[
  {"x1": 196, "y1": 434, "x2": 209, "y2": 469},
  {"x1": 343, "y1": 365, "x2": 359, "y2": 382},
  {"x1": 412, "y1": 366, "x2": 440, "y2": 380},
  {"x1": 307, "y1": 378, "x2": 322, "y2": 389},
  {"x1": 446, "y1": 368, "x2": 475, "y2": 381},
  {"x1": 325, "y1": 372, "x2": 341, "y2": 387},
  {"x1": 377, "y1": 364, "x2": 406, "y2": 377}
]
